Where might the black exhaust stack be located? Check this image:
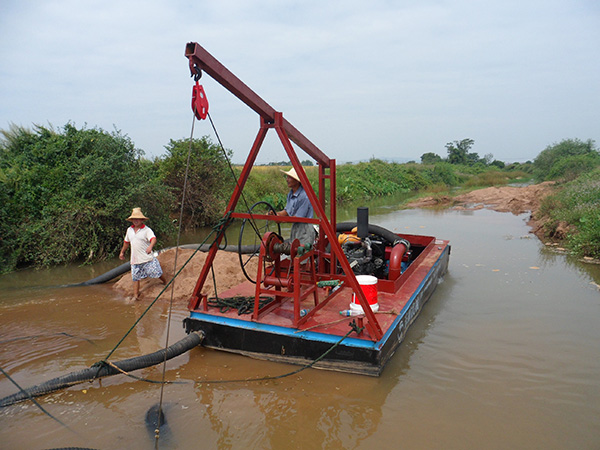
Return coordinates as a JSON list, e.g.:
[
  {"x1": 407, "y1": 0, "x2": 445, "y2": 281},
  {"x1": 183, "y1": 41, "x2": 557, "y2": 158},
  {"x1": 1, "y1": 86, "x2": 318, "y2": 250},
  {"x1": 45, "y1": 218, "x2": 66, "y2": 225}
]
[{"x1": 357, "y1": 207, "x2": 369, "y2": 239}]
